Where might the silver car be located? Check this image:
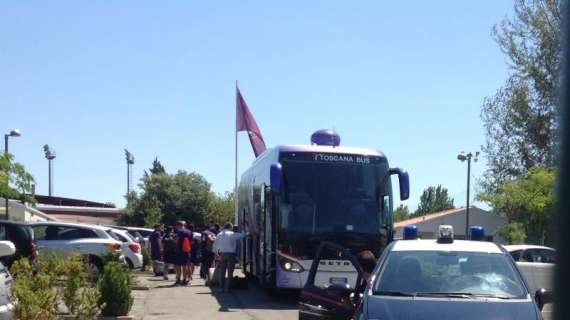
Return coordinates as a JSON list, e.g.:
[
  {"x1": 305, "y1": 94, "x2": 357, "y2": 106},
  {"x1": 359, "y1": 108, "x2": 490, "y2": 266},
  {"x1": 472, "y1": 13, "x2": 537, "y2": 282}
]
[
  {"x1": 32, "y1": 222, "x2": 123, "y2": 273},
  {"x1": 504, "y1": 245, "x2": 555, "y2": 295}
]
